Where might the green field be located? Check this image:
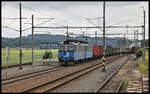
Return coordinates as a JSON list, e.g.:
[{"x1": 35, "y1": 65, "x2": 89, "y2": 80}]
[{"x1": 1, "y1": 48, "x2": 58, "y2": 66}]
